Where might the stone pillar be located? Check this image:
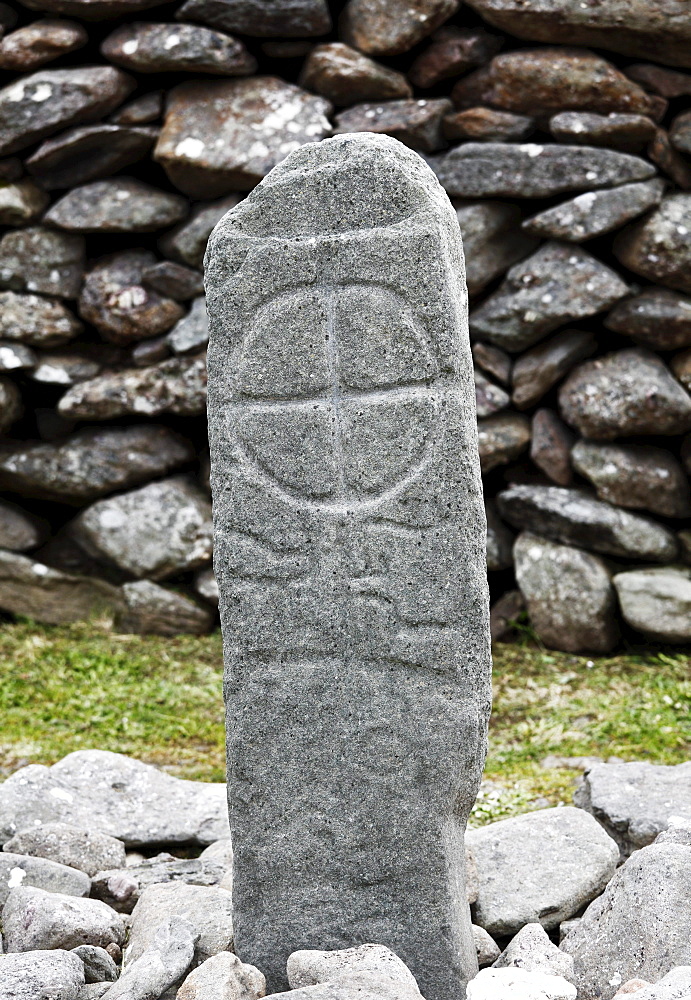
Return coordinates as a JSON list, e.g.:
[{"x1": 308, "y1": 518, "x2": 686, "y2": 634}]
[{"x1": 205, "y1": 133, "x2": 491, "y2": 1000}]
